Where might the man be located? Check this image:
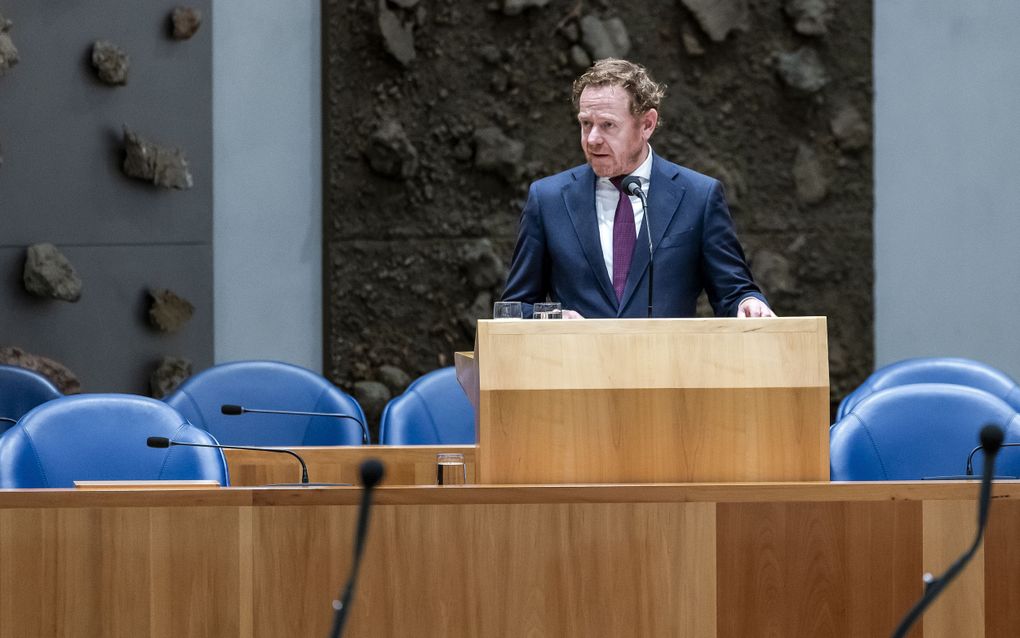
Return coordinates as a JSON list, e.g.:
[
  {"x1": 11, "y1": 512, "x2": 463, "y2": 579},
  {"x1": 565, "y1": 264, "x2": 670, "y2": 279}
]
[{"x1": 501, "y1": 58, "x2": 773, "y2": 319}]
